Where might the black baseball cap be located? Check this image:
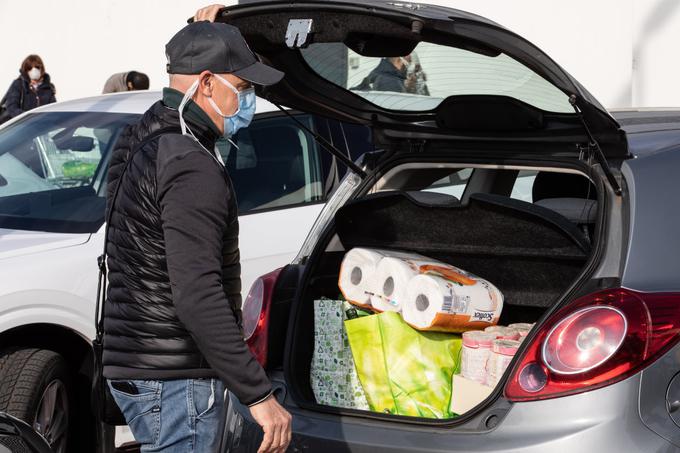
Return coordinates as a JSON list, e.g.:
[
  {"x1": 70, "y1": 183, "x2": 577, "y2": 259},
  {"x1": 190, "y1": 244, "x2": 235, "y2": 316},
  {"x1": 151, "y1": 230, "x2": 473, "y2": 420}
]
[{"x1": 165, "y1": 21, "x2": 283, "y2": 86}]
